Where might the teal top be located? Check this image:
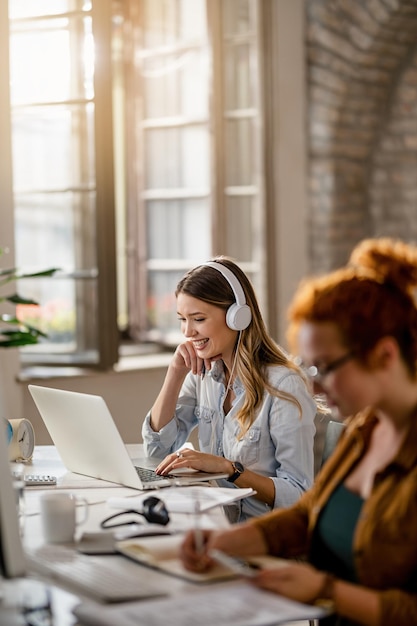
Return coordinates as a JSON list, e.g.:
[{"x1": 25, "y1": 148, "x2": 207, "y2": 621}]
[{"x1": 311, "y1": 482, "x2": 364, "y2": 583}]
